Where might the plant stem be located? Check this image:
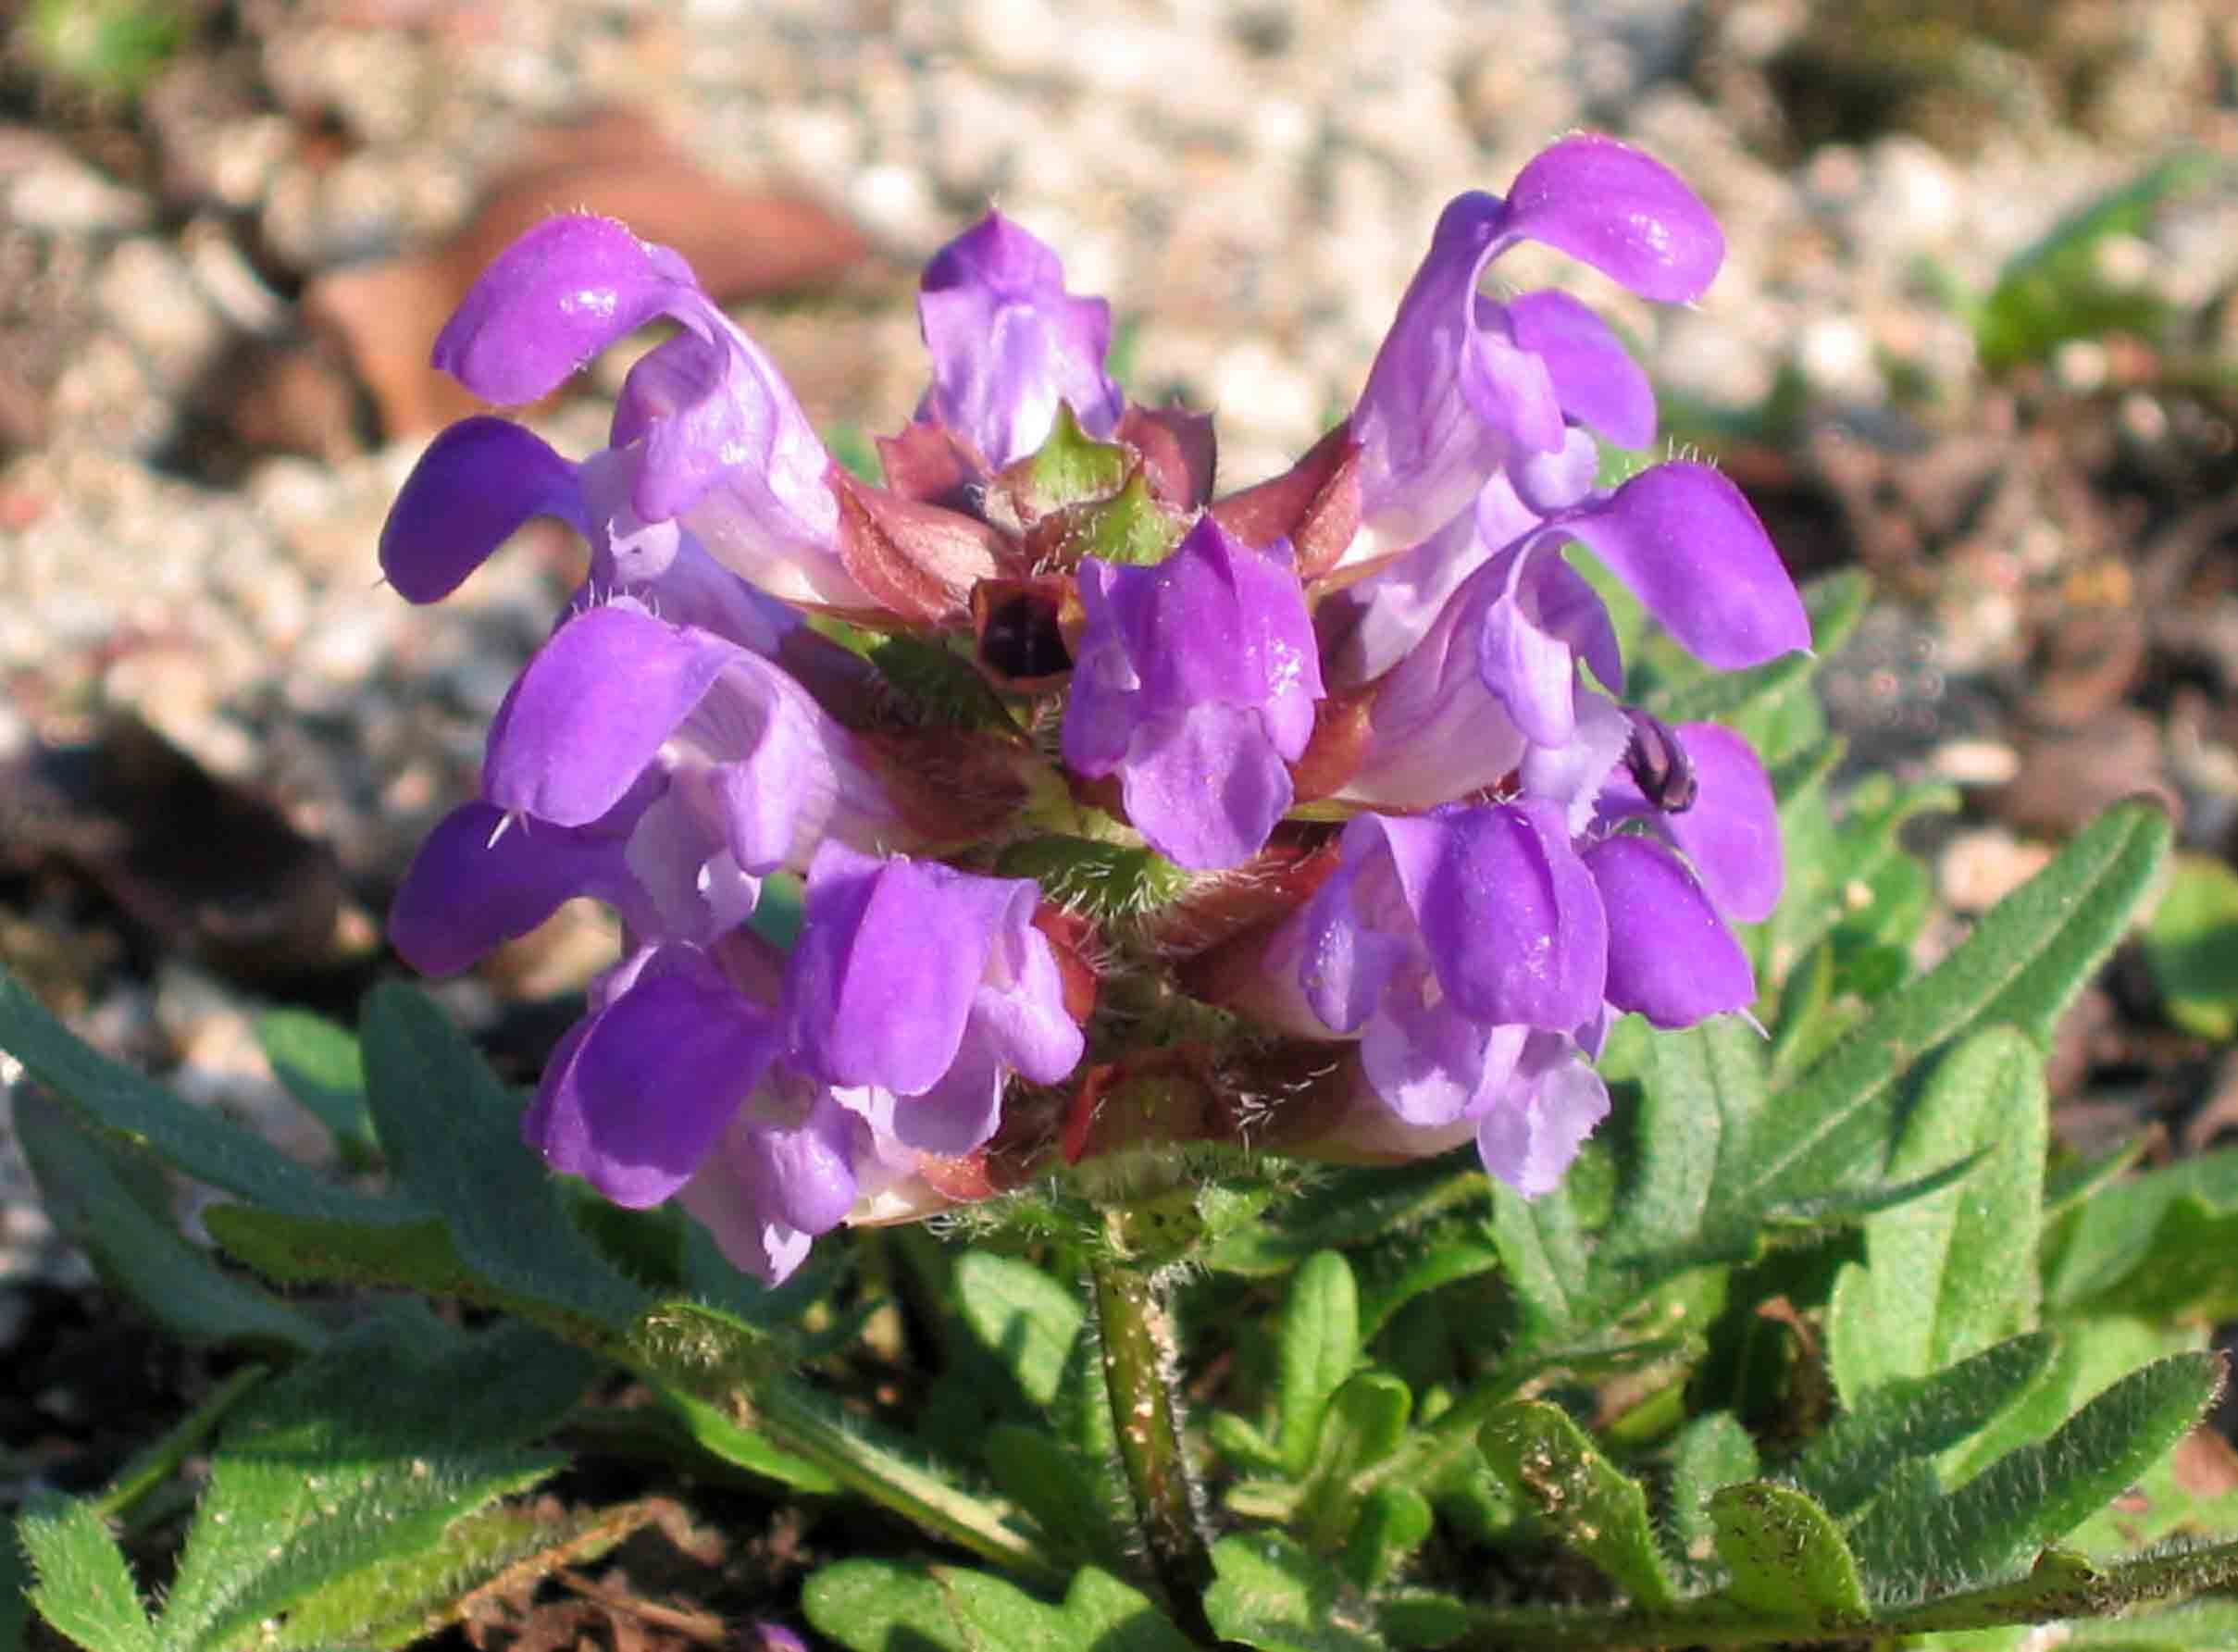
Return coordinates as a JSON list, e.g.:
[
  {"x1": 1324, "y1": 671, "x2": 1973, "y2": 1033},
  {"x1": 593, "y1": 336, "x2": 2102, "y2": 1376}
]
[{"x1": 1090, "y1": 1217, "x2": 1213, "y2": 1630}]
